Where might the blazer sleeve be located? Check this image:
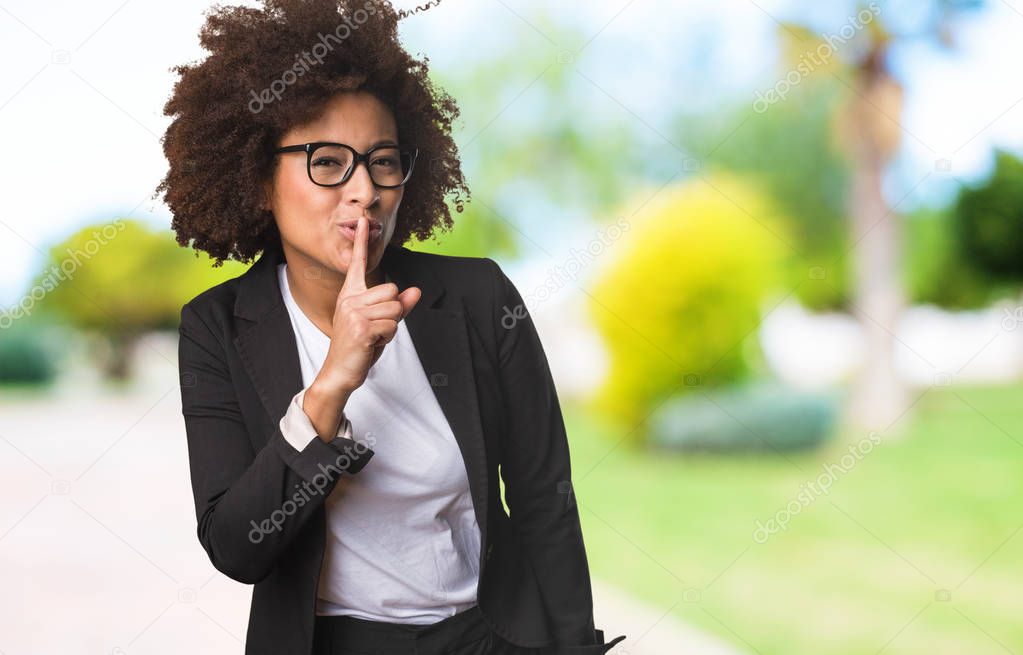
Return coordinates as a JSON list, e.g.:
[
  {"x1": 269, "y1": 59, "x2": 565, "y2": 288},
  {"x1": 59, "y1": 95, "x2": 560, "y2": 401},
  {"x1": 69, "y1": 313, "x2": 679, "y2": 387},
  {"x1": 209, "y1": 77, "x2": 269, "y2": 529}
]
[
  {"x1": 178, "y1": 302, "x2": 375, "y2": 585},
  {"x1": 280, "y1": 387, "x2": 354, "y2": 452},
  {"x1": 485, "y1": 258, "x2": 607, "y2": 648}
]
